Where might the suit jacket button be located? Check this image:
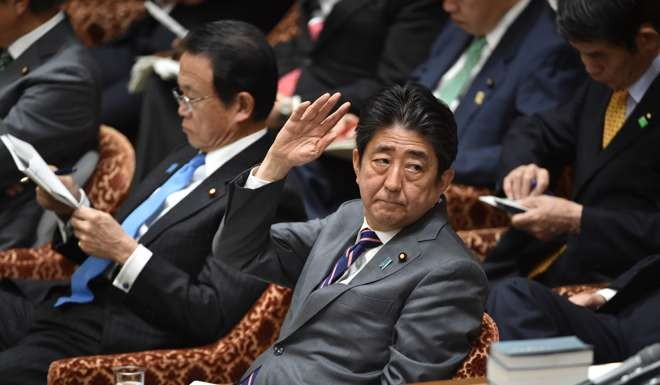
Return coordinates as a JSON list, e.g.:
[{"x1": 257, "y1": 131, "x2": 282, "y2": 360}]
[
  {"x1": 21, "y1": 66, "x2": 30, "y2": 76},
  {"x1": 273, "y1": 345, "x2": 285, "y2": 356}
]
